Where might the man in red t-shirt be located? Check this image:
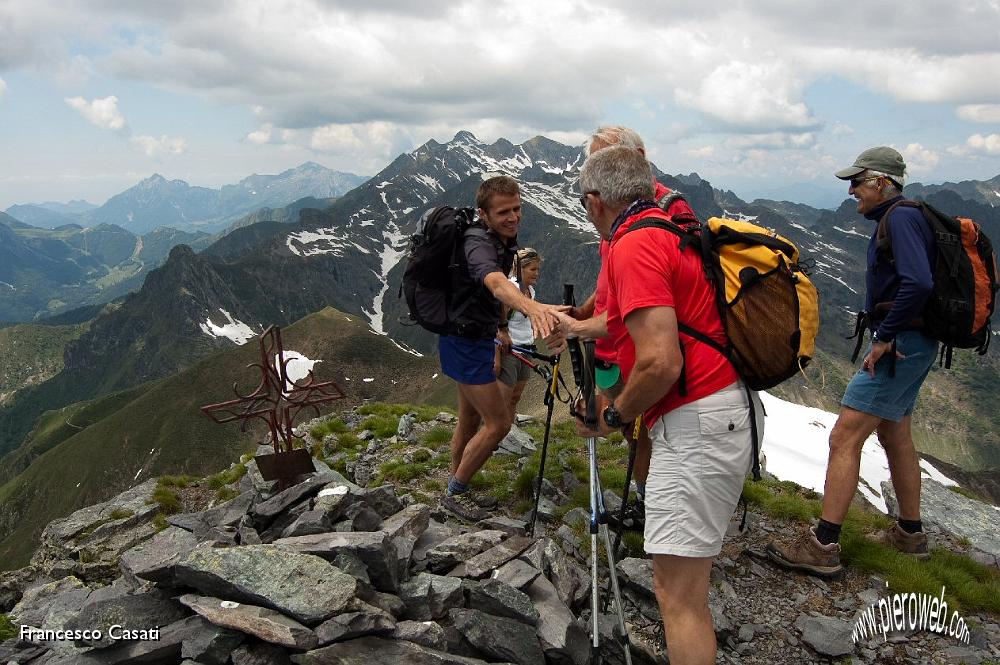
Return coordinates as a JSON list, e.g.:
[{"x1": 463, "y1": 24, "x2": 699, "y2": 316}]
[
  {"x1": 566, "y1": 145, "x2": 761, "y2": 665},
  {"x1": 568, "y1": 126, "x2": 696, "y2": 531}
]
